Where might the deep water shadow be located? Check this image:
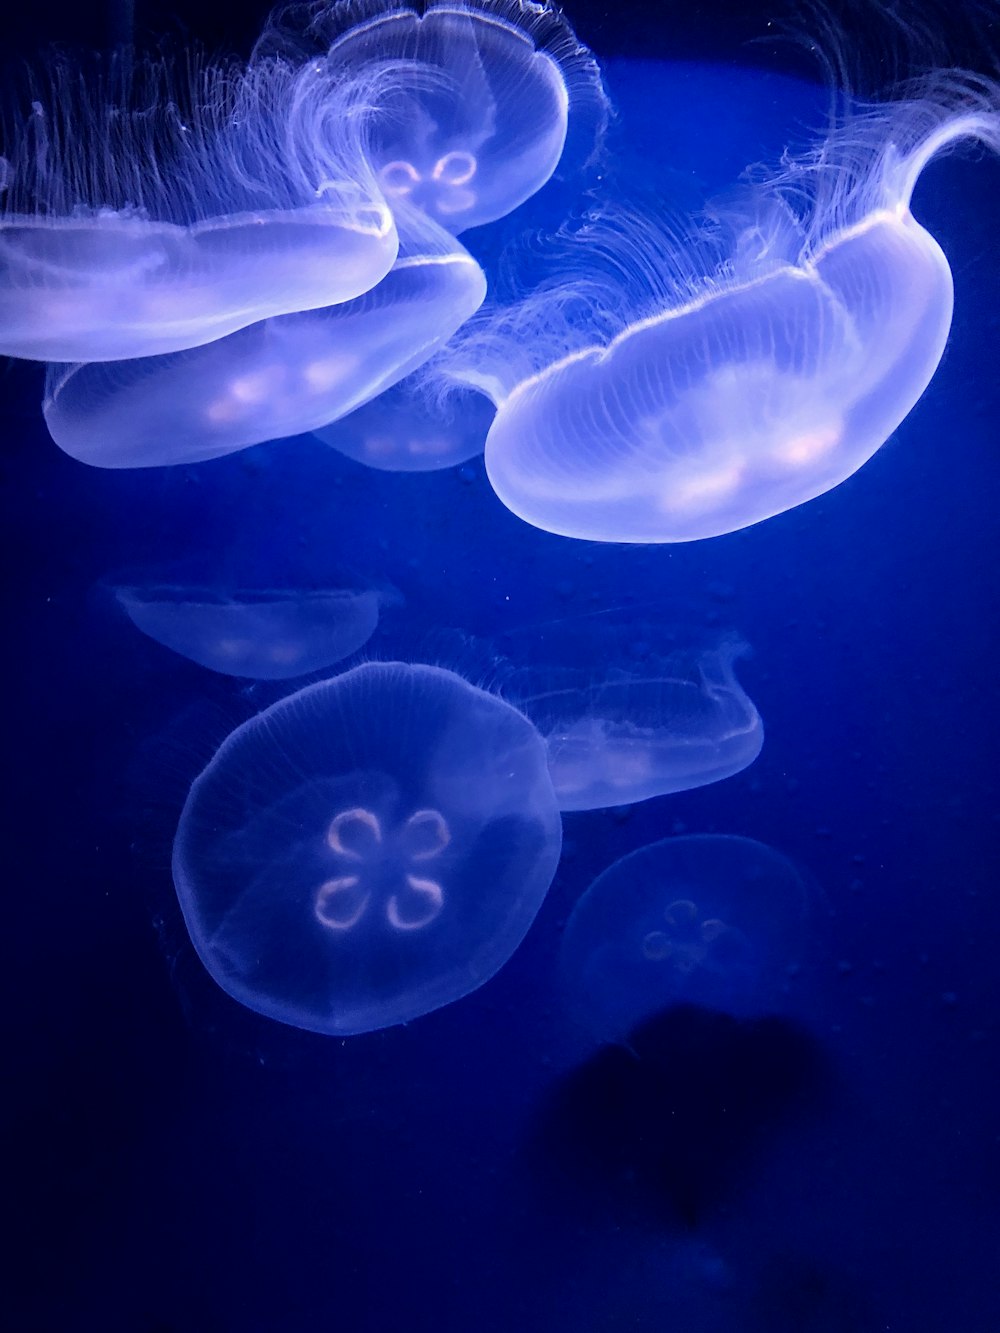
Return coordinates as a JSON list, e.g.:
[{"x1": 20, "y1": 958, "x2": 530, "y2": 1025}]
[{"x1": 528, "y1": 1003, "x2": 831, "y2": 1231}]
